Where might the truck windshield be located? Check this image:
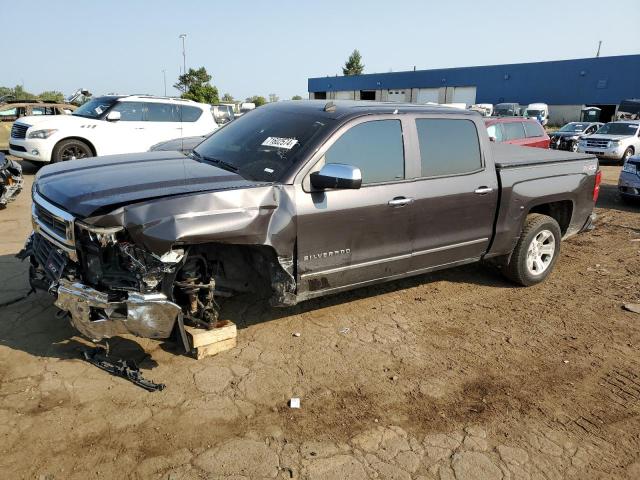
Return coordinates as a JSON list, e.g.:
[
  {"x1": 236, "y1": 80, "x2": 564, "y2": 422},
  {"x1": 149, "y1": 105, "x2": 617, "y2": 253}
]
[
  {"x1": 526, "y1": 110, "x2": 542, "y2": 117},
  {"x1": 597, "y1": 123, "x2": 639, "y2": 135},
  {"x1": 560, "y1": 123, "x2": 586, "y2": 132},
  {"x1": 495, "y1": 106, "x2": 516, "y2": 116},
  {"x1": 192, "y1": 107, "x2": 333, "y2": 182},
  {"x1": 72, "y1": 97, "x2": 119, "y2": 119}
]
